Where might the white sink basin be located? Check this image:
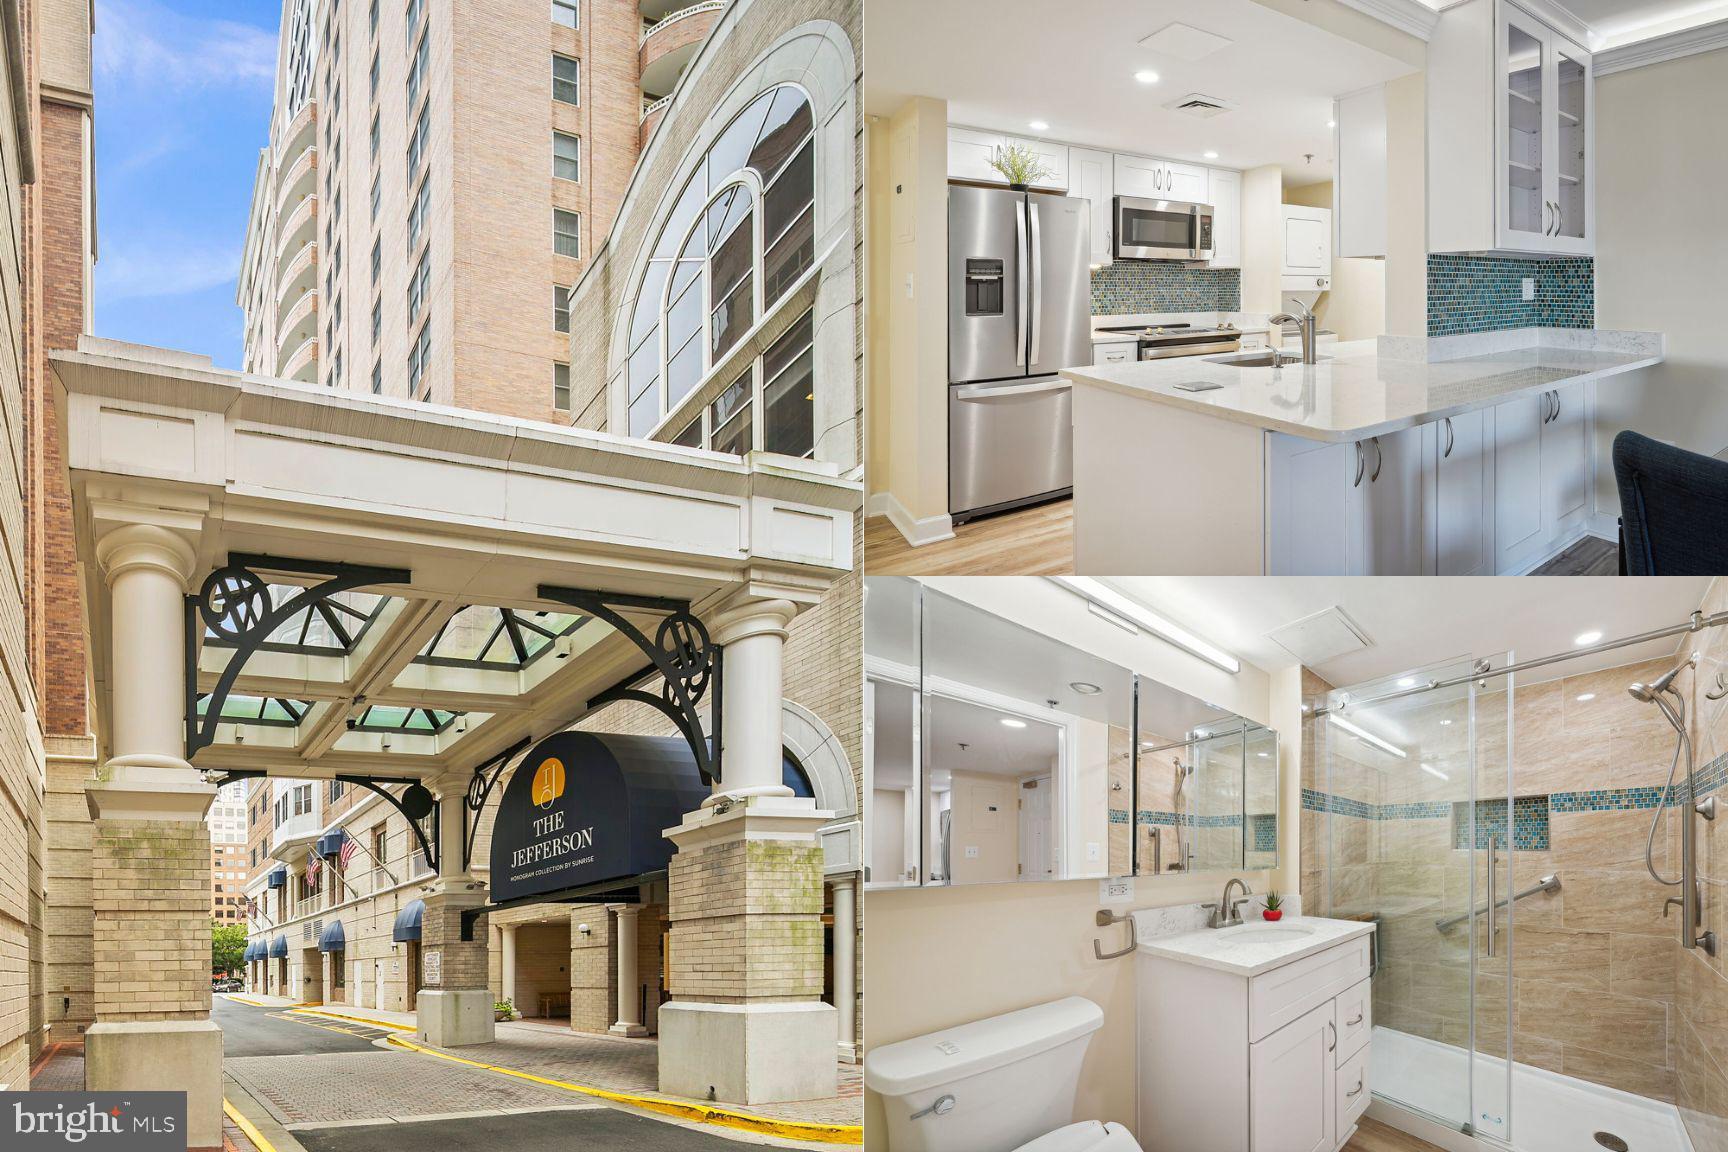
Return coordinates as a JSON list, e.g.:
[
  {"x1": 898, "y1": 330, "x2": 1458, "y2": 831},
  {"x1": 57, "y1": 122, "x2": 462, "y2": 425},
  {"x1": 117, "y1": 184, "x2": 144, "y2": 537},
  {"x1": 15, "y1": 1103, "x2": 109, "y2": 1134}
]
[{"x1": 1223, "y1": 926, "x2": 1314, "y2": 944}]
